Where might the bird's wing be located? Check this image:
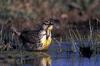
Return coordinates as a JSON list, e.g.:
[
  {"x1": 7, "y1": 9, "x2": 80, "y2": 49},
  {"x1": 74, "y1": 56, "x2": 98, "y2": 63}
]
[{"x1": 20, "y1": 30, "x2": 40, "y2": 44}]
